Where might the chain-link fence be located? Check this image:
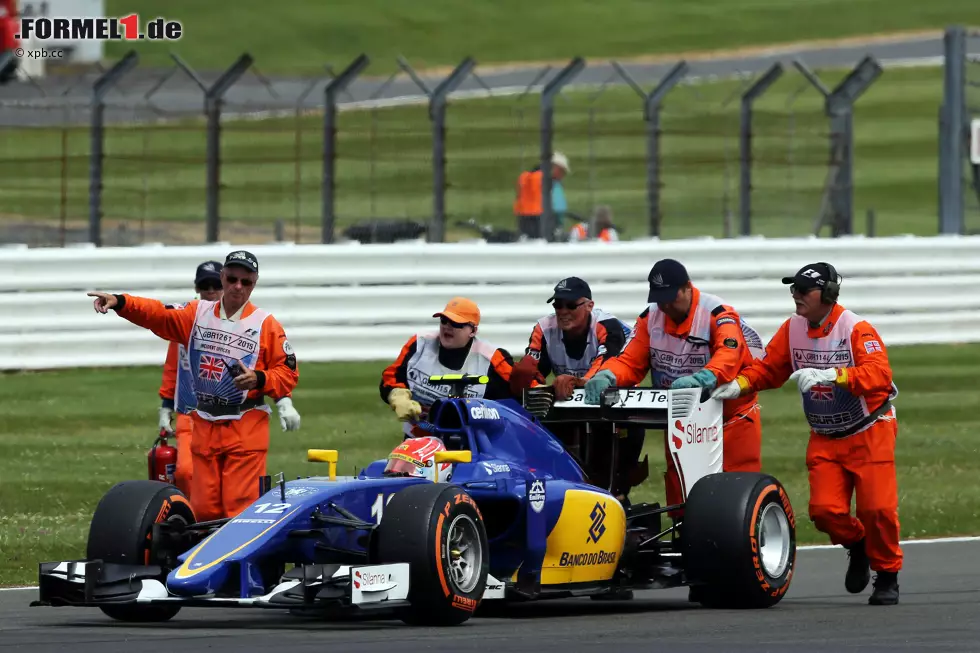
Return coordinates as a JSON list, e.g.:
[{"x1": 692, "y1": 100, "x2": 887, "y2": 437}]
[{"x1": 0, "y1": 43, "x2": 934, "y2": 247}]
